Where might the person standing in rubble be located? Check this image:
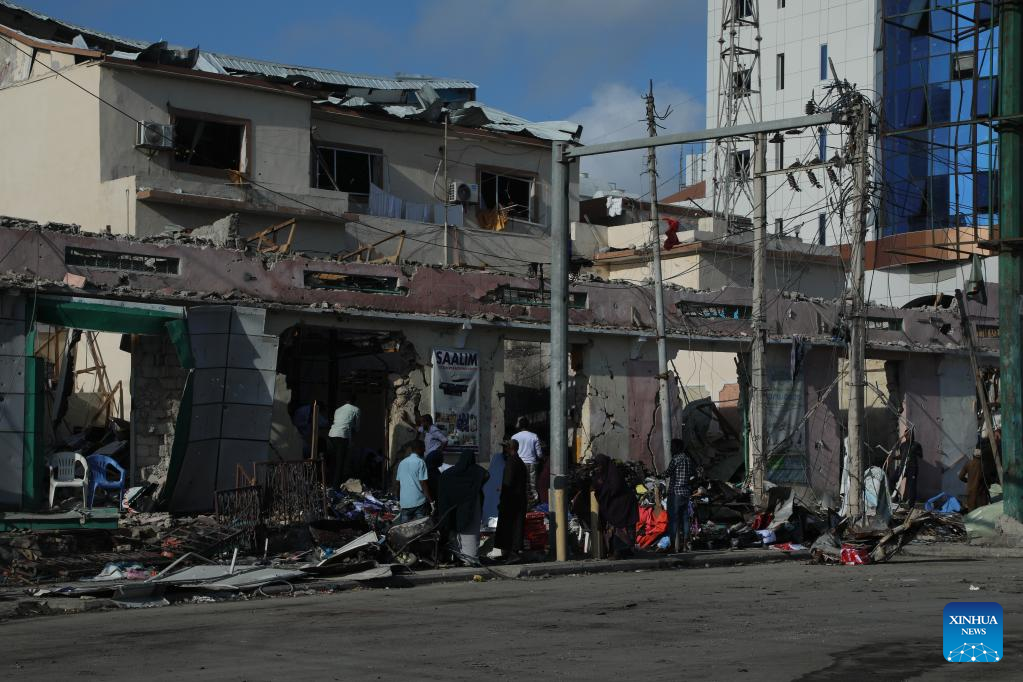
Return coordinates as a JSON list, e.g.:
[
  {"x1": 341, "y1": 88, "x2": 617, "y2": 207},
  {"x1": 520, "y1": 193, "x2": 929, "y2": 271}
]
[
  {"x1": 666, "y1": 438, "x2": 696, "y2": 552},
  {"x1": 592, "y1": 454, "x2": 638, "y2": 559},
  {"x1": 395, "y1": 439, "x2": 433, "y2": 523},
  {"x1": 328, "y1": 395, "x2": 361, "y2": 488},
  {"x1": 438, "y1": 450, "x2": 489, "y2": 563},
  {"x1": 511, "y1": 416, "x2": 543, "y2": 508},
  {"x1": 897, "y1": 429, "x2": 923, "y2": 508},
  {"x1": 958, "y1": 448, "x2": 991, "y2": 512},
  {"x1": 419, "y1": 414, "x2": 448, "y2": 500},
  {"x1": 495, "y1": 439, "x2": 528, "y2": 562}
]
